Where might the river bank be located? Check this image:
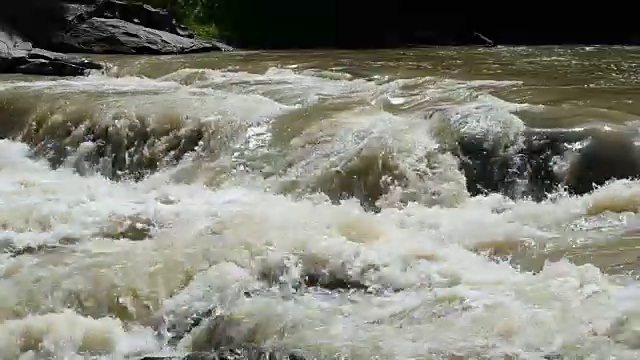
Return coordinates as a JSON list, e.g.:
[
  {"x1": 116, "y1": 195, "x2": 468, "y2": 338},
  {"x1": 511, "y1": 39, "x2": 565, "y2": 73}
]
[{"x1": 0, "y1": 0, "x2": 232, "y2": 77}]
